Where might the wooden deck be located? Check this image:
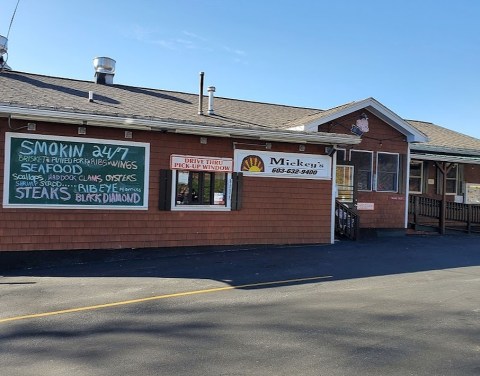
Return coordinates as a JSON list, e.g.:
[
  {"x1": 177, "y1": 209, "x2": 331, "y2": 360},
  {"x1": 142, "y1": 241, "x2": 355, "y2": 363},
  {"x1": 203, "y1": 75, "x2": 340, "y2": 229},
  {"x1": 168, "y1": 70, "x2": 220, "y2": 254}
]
[{"x1": 408, "y1": 195, "x2": 480, "y2": 234}]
